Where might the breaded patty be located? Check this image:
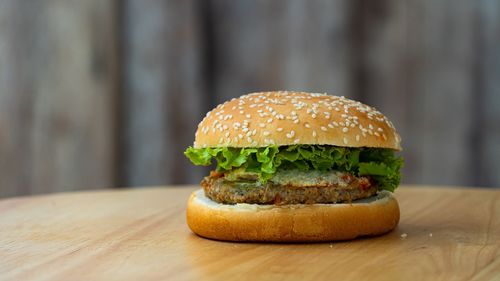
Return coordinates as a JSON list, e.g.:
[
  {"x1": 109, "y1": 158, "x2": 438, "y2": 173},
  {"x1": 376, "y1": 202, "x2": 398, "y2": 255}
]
[{"x1": 201, "y1": 169, "x2": 376, "y2": 205}]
